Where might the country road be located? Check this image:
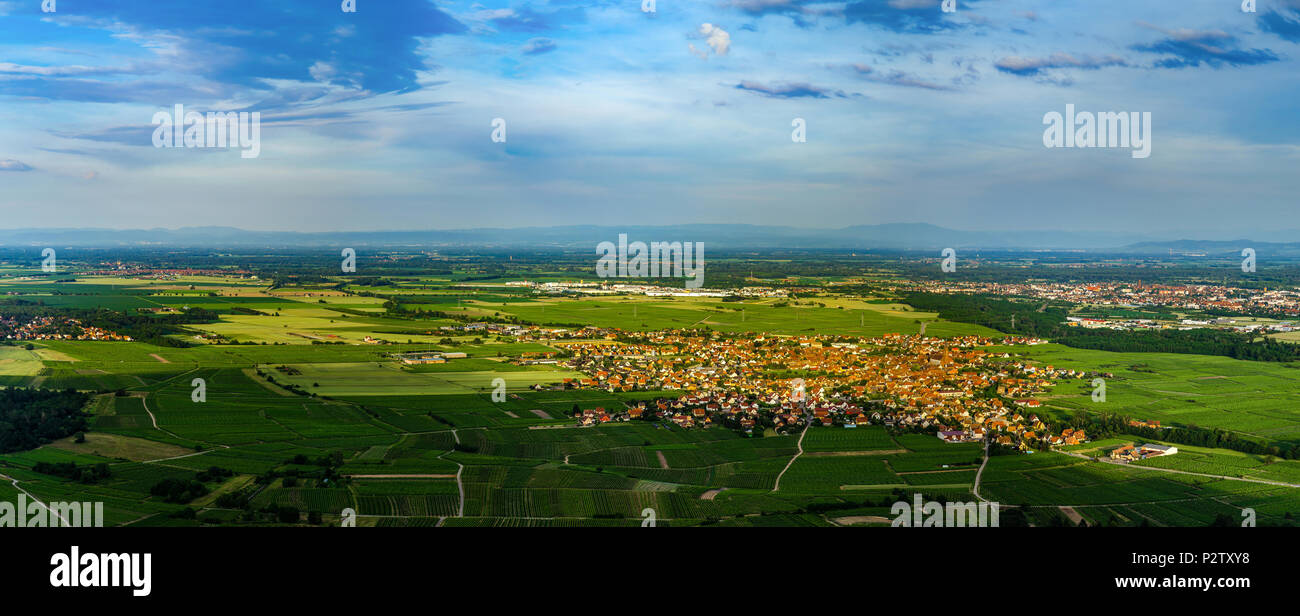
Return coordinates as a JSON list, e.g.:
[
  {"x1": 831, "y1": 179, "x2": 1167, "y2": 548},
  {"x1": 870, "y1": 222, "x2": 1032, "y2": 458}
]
[
  {"x1": 1060, "y1": 450, "x2": 1300, "y2": 489},
  {"x1": 1, "y1": 472, "x2": 69, "y2": 526},
  {"x1": 976, "y1": 447, "x2": 1300, "y2": 516},
  {"x1": 139, "y1": 394, "x2": 184, "y2": 440},
  {"x1": 973, "y1": 440, "x2": 991, "y2": 503},
  {"x1": 771, "y1": 422, "x2": 809, "y2": 492},
  {"x1": 444, "y1": 428, "x2": 465, "y2": 517}
]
